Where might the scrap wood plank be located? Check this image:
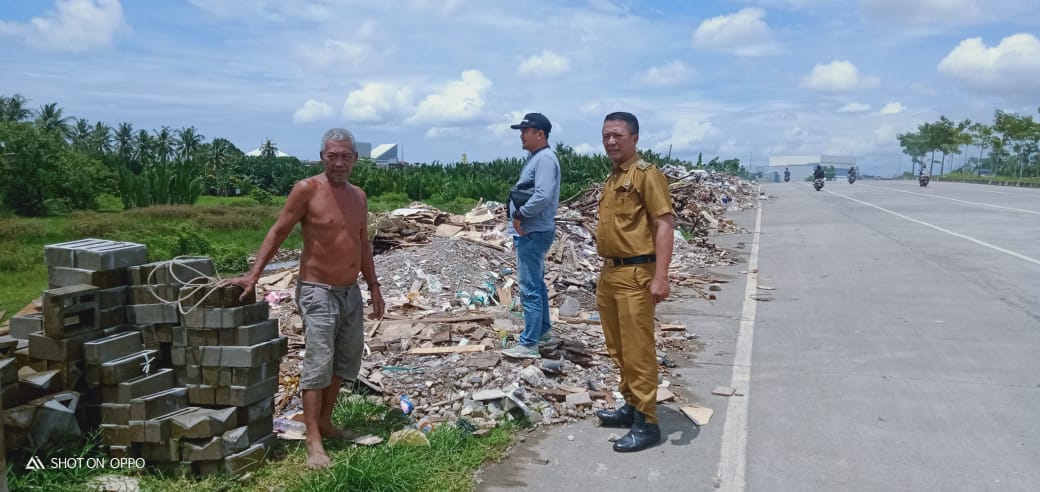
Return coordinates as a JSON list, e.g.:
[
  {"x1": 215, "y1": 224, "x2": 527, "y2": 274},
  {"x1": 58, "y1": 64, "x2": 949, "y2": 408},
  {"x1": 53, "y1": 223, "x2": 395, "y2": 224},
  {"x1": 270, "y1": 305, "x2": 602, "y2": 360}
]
[
  {"x1": 408, "y1": 344, "x2": 486, "y2": 355},
  {"x1": 385, "y1": 313, "x2": 495, "y2": 324}
]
